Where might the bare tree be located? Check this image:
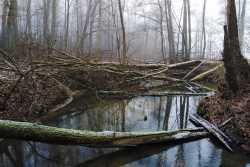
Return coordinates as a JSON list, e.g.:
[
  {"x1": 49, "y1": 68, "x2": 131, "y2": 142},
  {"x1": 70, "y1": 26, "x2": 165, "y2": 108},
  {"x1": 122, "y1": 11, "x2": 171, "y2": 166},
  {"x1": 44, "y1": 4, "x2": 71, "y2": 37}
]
[
  {"x1": 25, "y1": 0, "x2": 32, "y2": 42},
  {"x1": 2, "y1": 0, "x2": 9, "y2": 49},
  {"x1": 187, "y1": 0, "x2": 191, "y2": 60},
  {"x1": 238, "y1": 0, "x2": 246, "y2": 48},
  {"x1": 182, "y1": 0, "x2": 188, "y2": 61},
  {"x1": 51, "y1": 0, "x2": 57, "y2": 47},
  {"x1": 63, "y1": 0, "x2": 70, "y2": 50},
  {"x1": 77, "y1": 0, "x2": 98, "y2": 54},
  {"x1": 223, "y1": 0, "x2": 250, "y2": 98},
  {"x1": 6, "y1": 0, "x2": 18, "y2": 49},
  {"x1": 164, "y1": 0, "x2": 176, "y2": 63},
  {"x1": 43, "y1": 0, "x2": 50, "y2": 45},
  {"x1": 157, "y1": 0, "x2": 166, "y2": 63},
  {"x1": 201, "y1": 0, "x2": 207, "y2": 59},
  {"x1": 96, "y1": 0, "x2": 102, "y2": 55},
  {"x1": 118, "y1": 0, "x2": 127, "y2": 64}
]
